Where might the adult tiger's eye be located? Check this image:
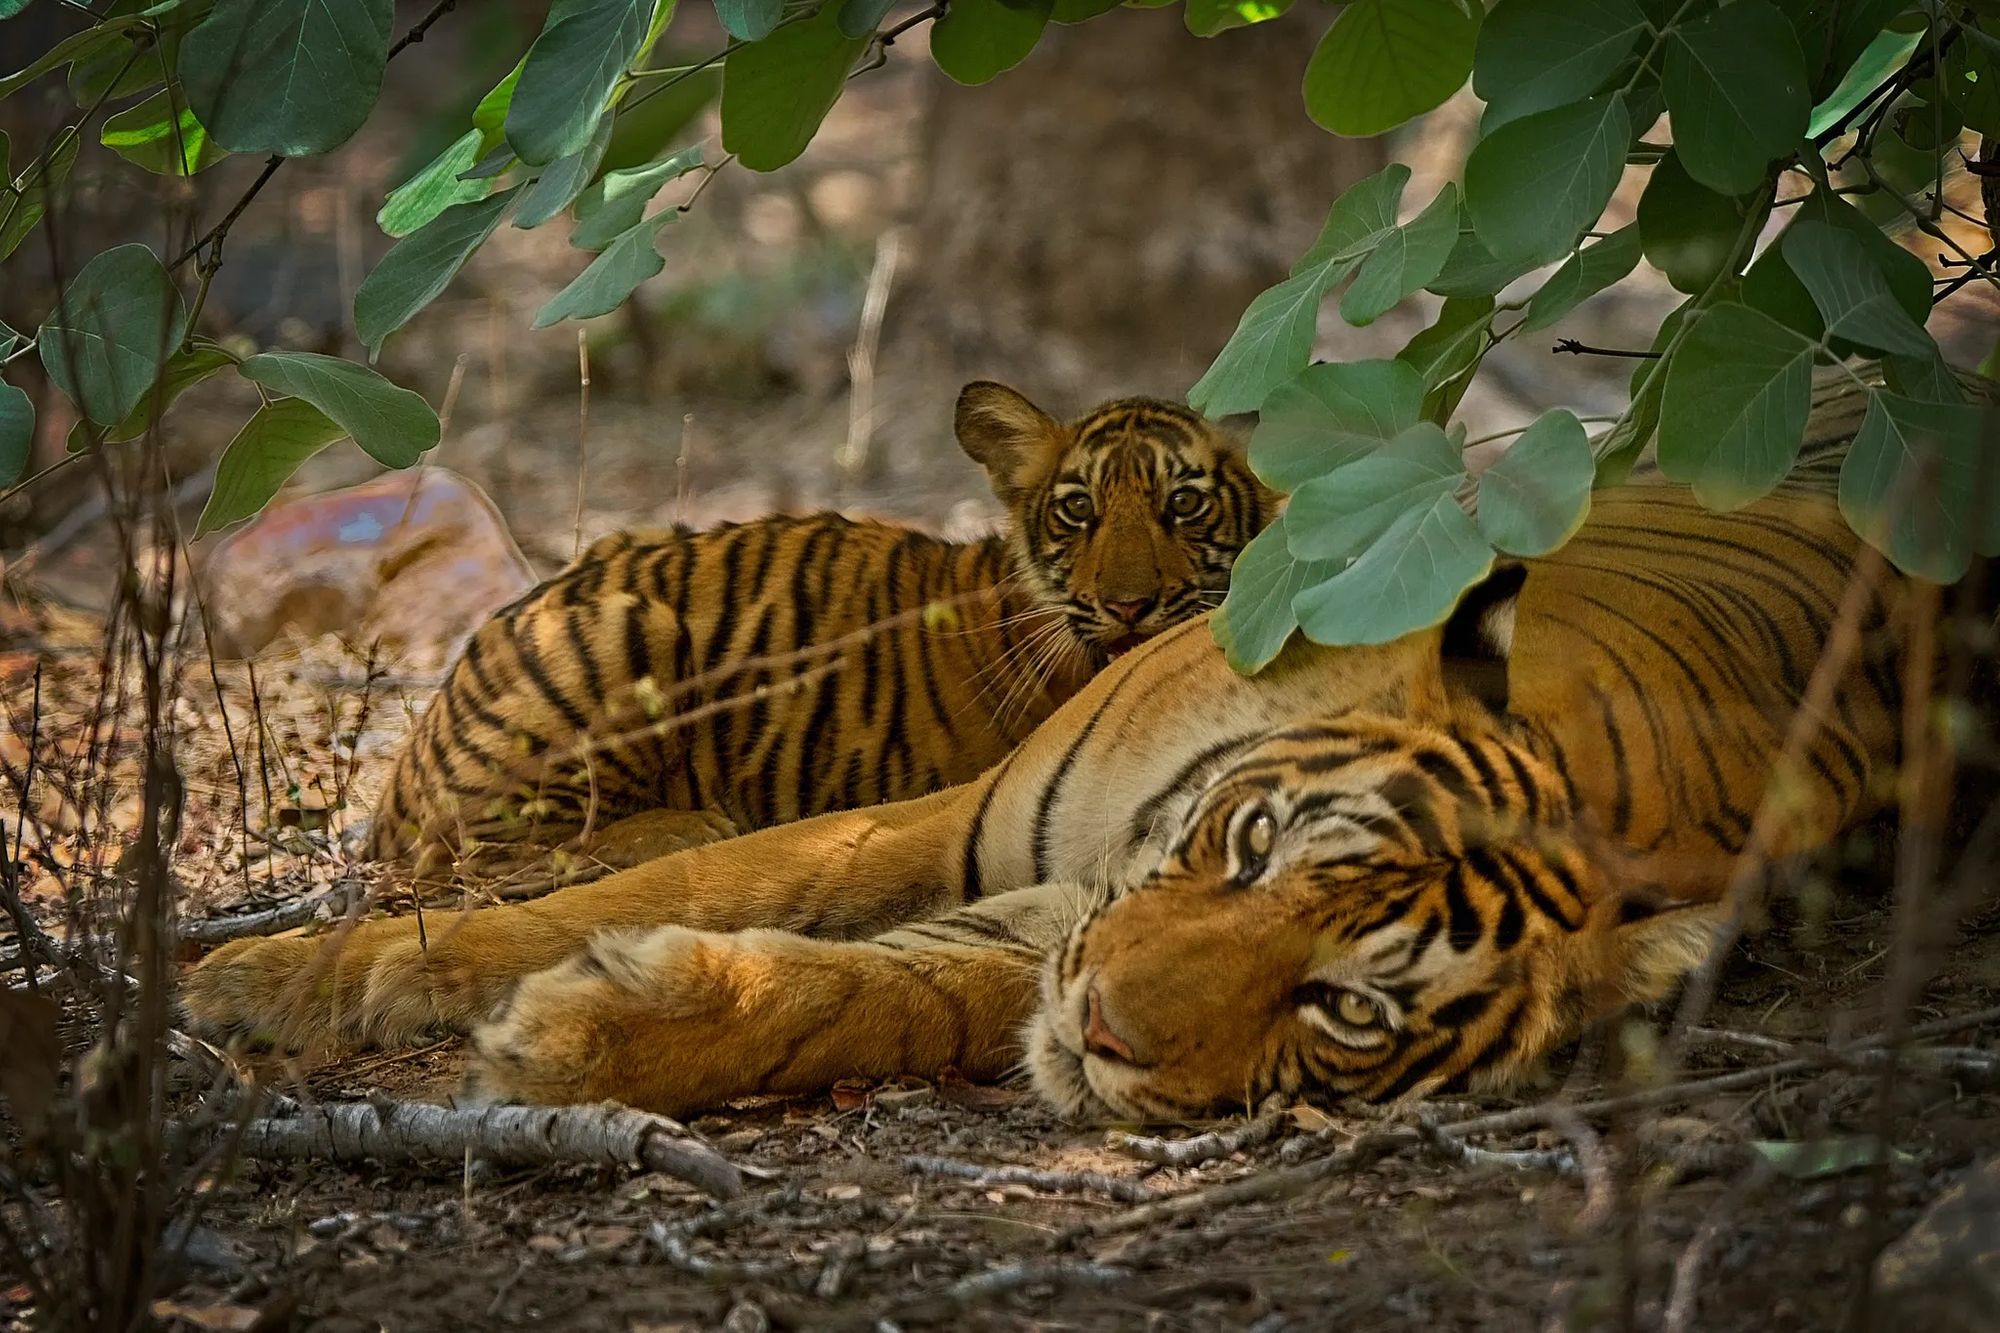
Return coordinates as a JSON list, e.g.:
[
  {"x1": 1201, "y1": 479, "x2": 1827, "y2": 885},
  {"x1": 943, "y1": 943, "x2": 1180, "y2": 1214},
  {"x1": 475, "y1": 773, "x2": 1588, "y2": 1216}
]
[
  {"x1": 1237, "y1": 807, "x2": 1276, "y2": 871},
  {"x1": 1057, "y1": 492, "x2": 1094, "y2": 525},
  {"x1": 1168, "y1": 486, "x2": 1207, "y2": 519},
  {"x1": 1335, "y1": 991, "x2": 1379, "y2": 1027}
]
